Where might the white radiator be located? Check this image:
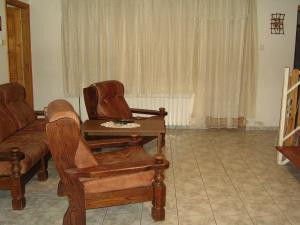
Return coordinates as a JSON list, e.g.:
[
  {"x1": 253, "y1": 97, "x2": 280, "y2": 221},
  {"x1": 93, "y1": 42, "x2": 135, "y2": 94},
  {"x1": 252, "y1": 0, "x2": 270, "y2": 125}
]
[{"x1": 125, "y1": 95, "x2": 193, "y2": 126}]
